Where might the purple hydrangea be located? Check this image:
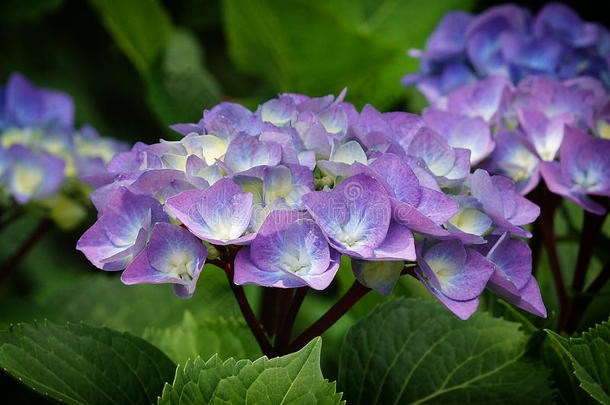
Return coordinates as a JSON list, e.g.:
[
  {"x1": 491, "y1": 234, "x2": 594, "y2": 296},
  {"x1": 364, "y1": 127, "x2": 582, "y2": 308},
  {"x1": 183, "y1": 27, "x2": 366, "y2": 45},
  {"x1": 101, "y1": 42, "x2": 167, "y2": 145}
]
[
  {"x1": 404, "y1": 3, "x2": 610, "y2": 103},
  {"x1": 77, "y1": 89, "x2": 543, "y2": 320},
  {"x1": 0, "y1": 72, "x2": 128, "y2": 211}
]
